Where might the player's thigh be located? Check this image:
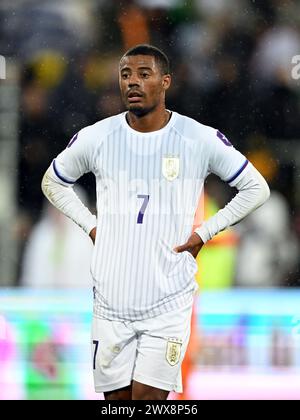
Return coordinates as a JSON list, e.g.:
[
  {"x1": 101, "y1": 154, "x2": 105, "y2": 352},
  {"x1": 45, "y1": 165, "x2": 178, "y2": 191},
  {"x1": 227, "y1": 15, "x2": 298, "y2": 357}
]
[
  {"x1": 132, "y1": 381, "x2": 169, "y2": 400},
  {"x1": 91, "y1": 317, "x2": 137, "y2": 393},
  {"x1": 104, "y1": 384, "x2": 132, "y2": 400},
  {"x1": 133, "y1": 303, "x2": 193, "y2": 393}
]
